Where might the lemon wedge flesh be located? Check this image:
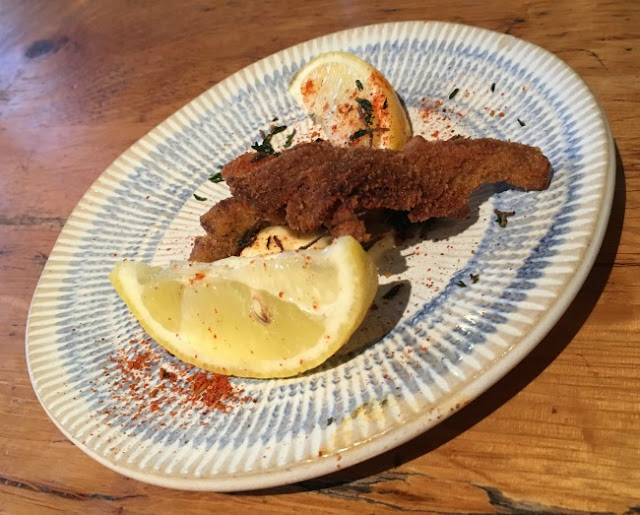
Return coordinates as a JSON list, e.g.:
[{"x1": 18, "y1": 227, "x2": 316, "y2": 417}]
[
  {"x1": 109, "y1": 236, "x2": 378, "y2": 378},
  {"x1": 288, "y1": 51, "x2": 412, "y2": 149}
]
